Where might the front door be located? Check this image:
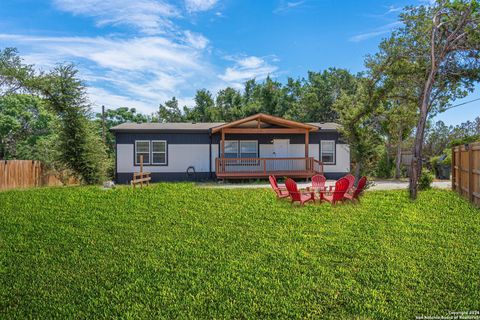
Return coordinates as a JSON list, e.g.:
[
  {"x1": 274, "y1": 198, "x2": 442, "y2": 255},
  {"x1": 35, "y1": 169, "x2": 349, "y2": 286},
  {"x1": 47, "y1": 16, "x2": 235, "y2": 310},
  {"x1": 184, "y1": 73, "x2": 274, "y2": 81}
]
[{"x1": 272, "y1": 139, "x2": 289, "y2": 171}]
